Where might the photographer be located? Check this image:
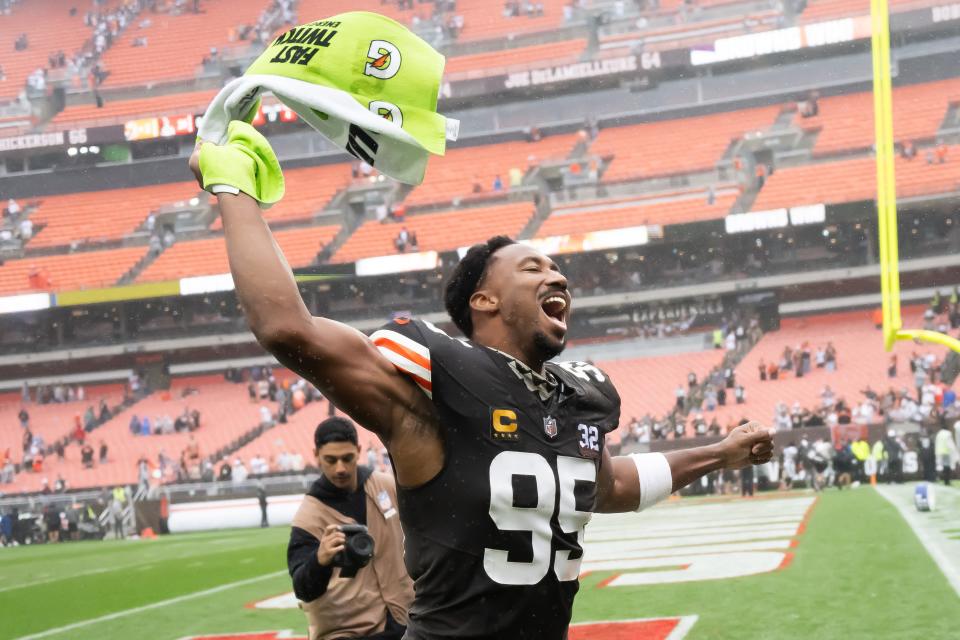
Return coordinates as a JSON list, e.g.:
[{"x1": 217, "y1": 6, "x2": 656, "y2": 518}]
[{"x1": 287, "y1": 417, "x2": 413, "y2": 640}]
